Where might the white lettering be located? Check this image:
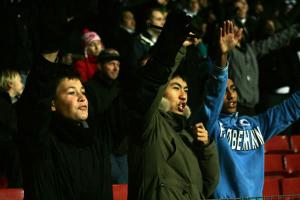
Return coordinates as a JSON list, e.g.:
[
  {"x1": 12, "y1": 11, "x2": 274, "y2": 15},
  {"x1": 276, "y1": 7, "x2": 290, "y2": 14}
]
[
  {"x1": 222, "y1": 127, "x2": 265, "y2": 151},
  {"x1": 251, "y1": 130, "x2": 259, "y2": 149},
  {"x1": 232, "y1": 130, "x2": 238, "y2": 149},
  {"x1": 237, "y1": 131, "x2": 243, "y2": 150},
  {"x1": 254, "y1": 127, "x2": 265, "y2": 145},
  {"x1": 219, "y1": 122, "x2": 226, "y2": 138},
  {"x1": 227, "y1": 129, "x2": 232, "y2": 144},
  {"x1": 243, "y1": 130, "x2": 251, "y2": 150}
]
